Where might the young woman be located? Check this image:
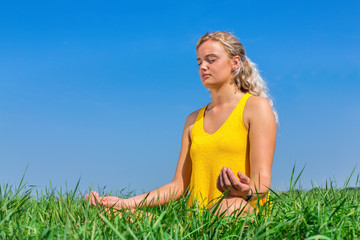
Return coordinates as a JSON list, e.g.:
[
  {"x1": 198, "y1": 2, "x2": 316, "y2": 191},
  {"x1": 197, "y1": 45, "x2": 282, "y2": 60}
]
[{"x1": 87, "y1": 31, "x2": 277, "y2": 216}]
